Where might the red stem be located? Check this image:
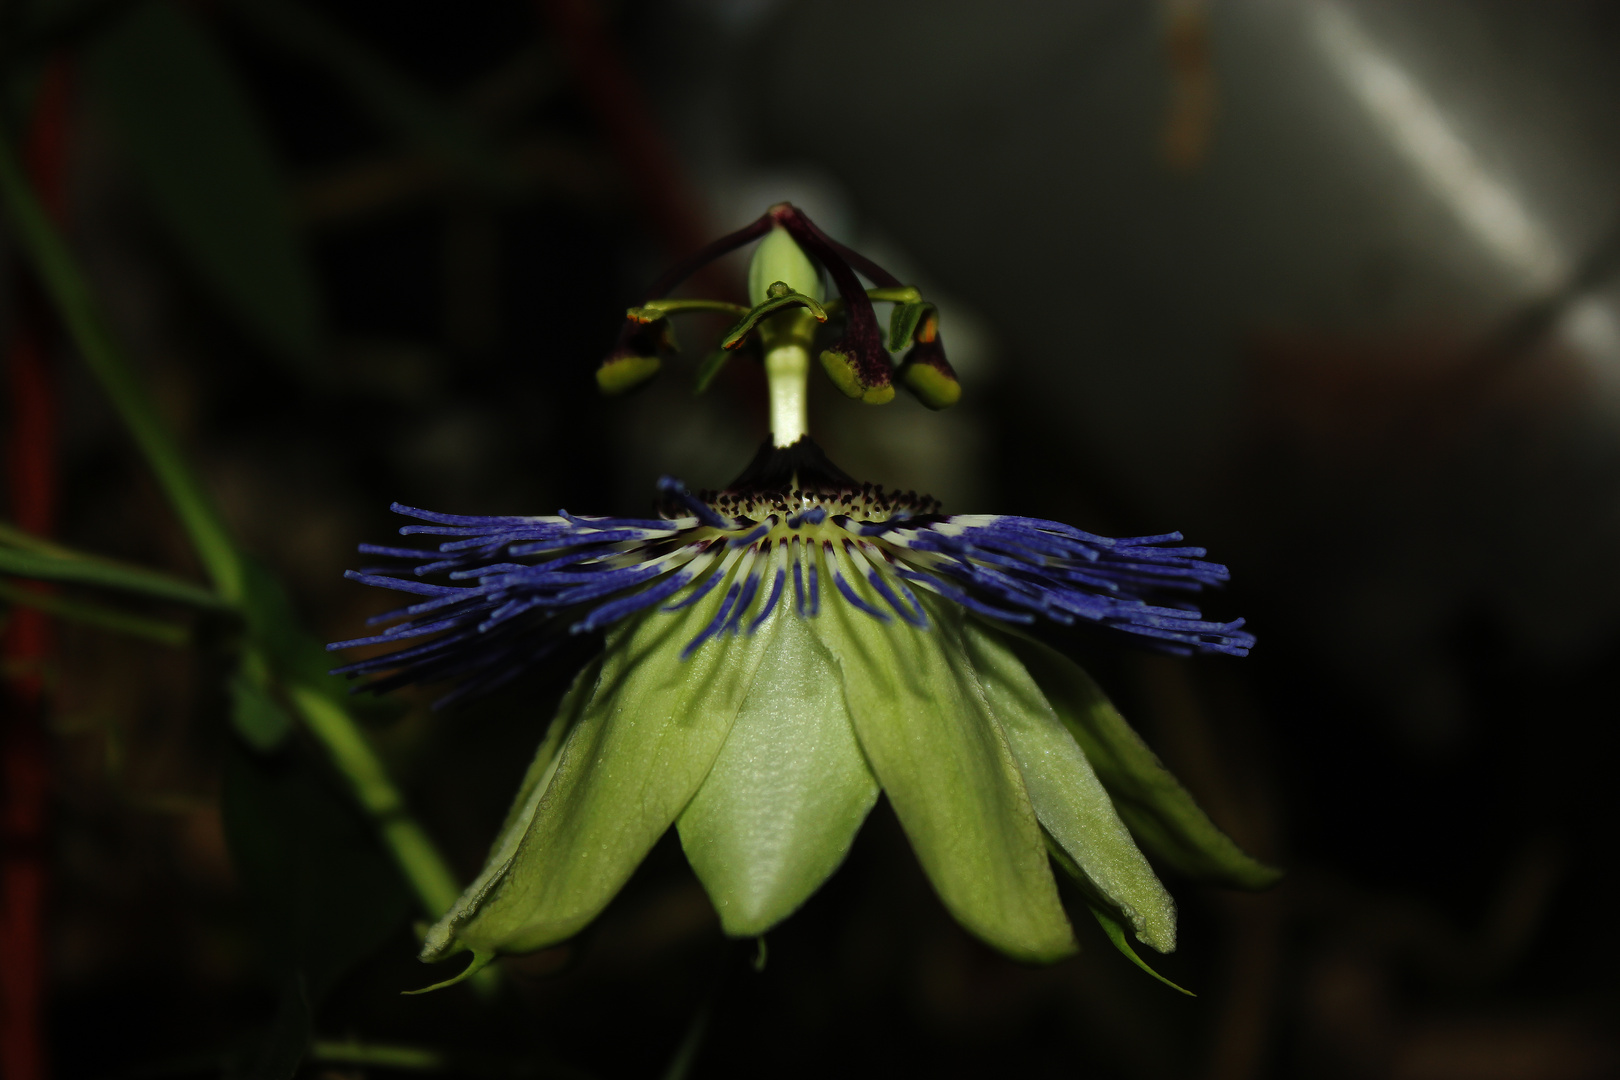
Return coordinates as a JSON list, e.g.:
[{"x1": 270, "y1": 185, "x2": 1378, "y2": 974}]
[{"x1": 2, "y1": 55, "x2": 70, "y2": 1080}]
